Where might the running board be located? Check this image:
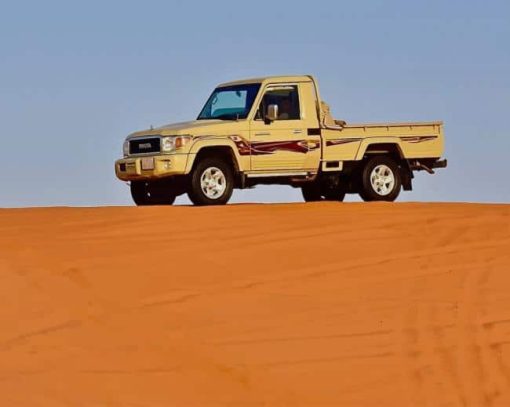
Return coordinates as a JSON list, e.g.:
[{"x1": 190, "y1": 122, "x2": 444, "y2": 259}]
[{"x1": 246, "y1": 172, "x2": 310, "y2": 178}]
